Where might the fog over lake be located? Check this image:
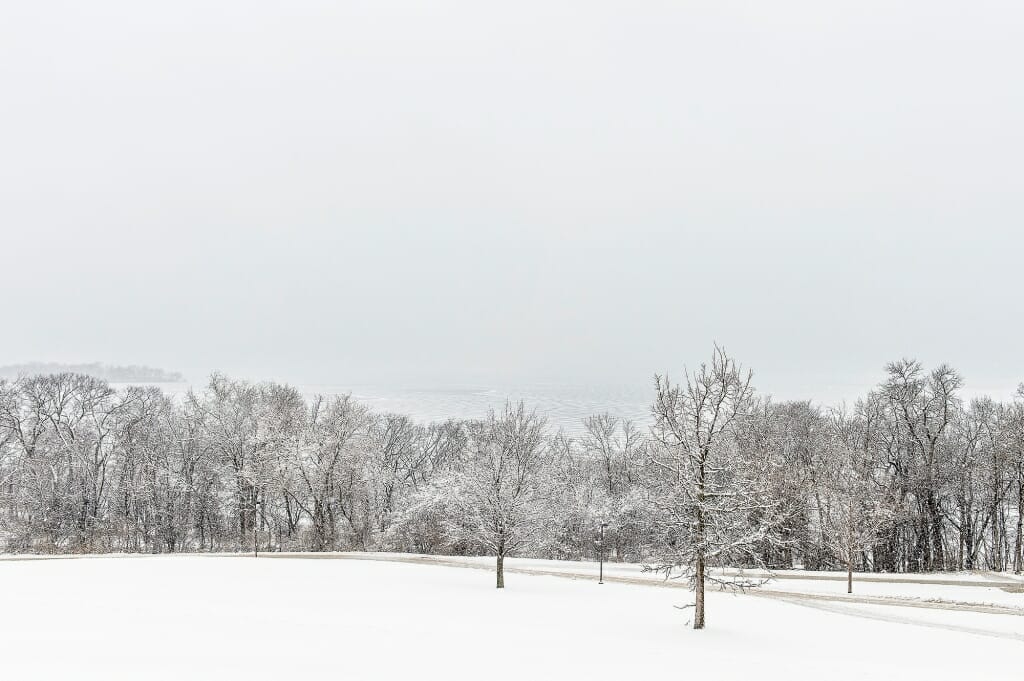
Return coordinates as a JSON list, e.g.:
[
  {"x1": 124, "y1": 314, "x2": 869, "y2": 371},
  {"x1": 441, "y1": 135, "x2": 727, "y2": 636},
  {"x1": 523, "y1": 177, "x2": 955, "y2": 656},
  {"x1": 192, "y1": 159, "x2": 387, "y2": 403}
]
[
  {"x1": 114, "y1": 379, "x2": 650, "y2": 435},
  {"x1": 2, "y1": 1, "x2": 1022, "y2": 412}
]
